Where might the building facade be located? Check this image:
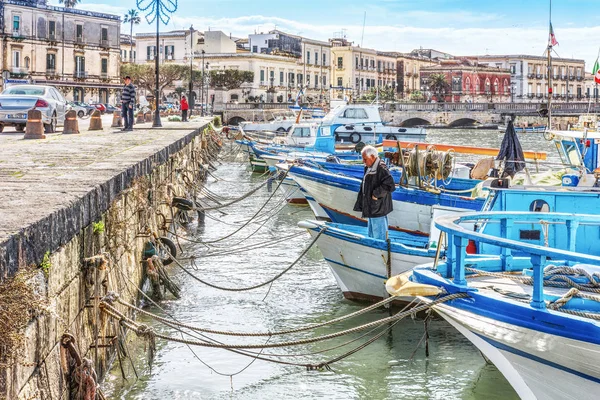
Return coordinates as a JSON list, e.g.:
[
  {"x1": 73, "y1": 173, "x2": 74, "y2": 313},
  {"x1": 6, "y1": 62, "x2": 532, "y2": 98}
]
[
  {"x1": 1, "y1": 0, "x2": 121, "y2": 103},
  {"x1": 200, "y1": 52, "x2": 329, "y2": 105},
  {"x1": 395, "y1": 54, "x2": 438, "y2": 99},
  {"x1": 467, "y1": 54, "x2": 586, "y2": 102},
  {"x1": 120, "y1": 34, "x2": 136, "y2": 63},
  {"x1": 420, "y1": 59, "x2": 512, "y2": 103}
]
